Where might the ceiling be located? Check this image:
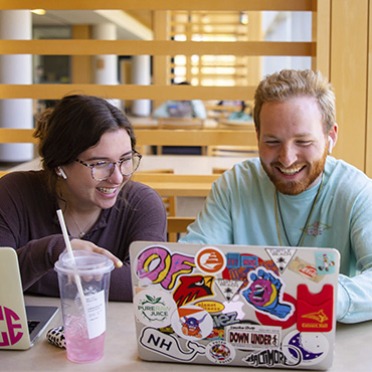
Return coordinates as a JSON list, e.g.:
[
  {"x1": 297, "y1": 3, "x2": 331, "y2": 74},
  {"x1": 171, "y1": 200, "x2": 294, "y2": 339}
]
[{"x1": 32, "y1": 10, "x2": 153, "y2": 40}]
